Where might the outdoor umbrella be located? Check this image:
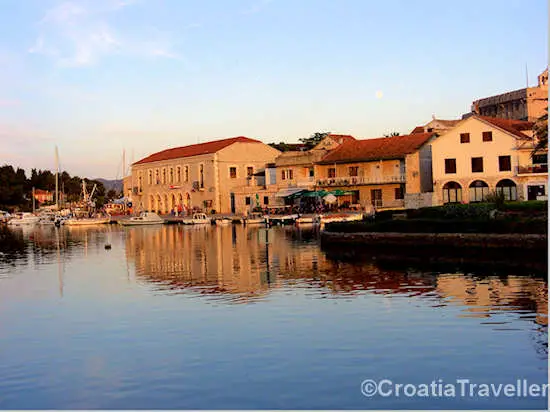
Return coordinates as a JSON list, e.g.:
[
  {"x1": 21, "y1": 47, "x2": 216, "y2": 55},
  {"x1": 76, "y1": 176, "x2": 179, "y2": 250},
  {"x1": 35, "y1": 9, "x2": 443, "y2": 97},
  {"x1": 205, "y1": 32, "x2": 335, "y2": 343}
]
[{"x1": 323, "y1": 194, "x2": 337, "y2": 204}]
